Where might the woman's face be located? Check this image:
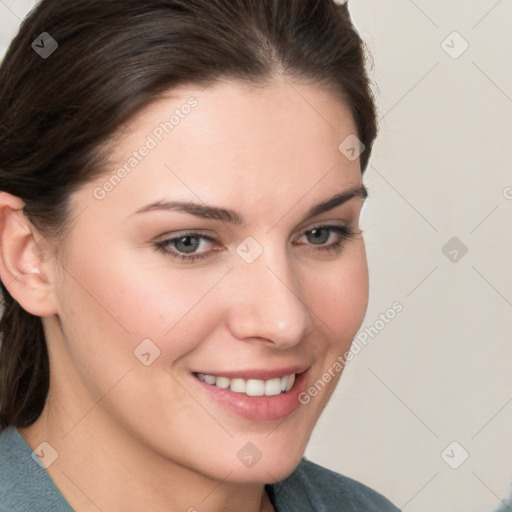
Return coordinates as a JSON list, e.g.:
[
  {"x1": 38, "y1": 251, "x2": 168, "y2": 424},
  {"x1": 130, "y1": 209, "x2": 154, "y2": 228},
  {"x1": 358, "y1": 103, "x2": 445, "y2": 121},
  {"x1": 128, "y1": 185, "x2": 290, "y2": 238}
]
[{"x1": 45, "y1": 78, "x2": 369, "y2": 483}]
